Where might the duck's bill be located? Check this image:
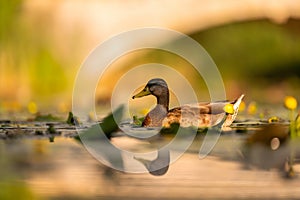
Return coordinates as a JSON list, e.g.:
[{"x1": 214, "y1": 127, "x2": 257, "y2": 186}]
[{"x1": 132, "y1": 87, "x2": 151, "y2": 99}]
